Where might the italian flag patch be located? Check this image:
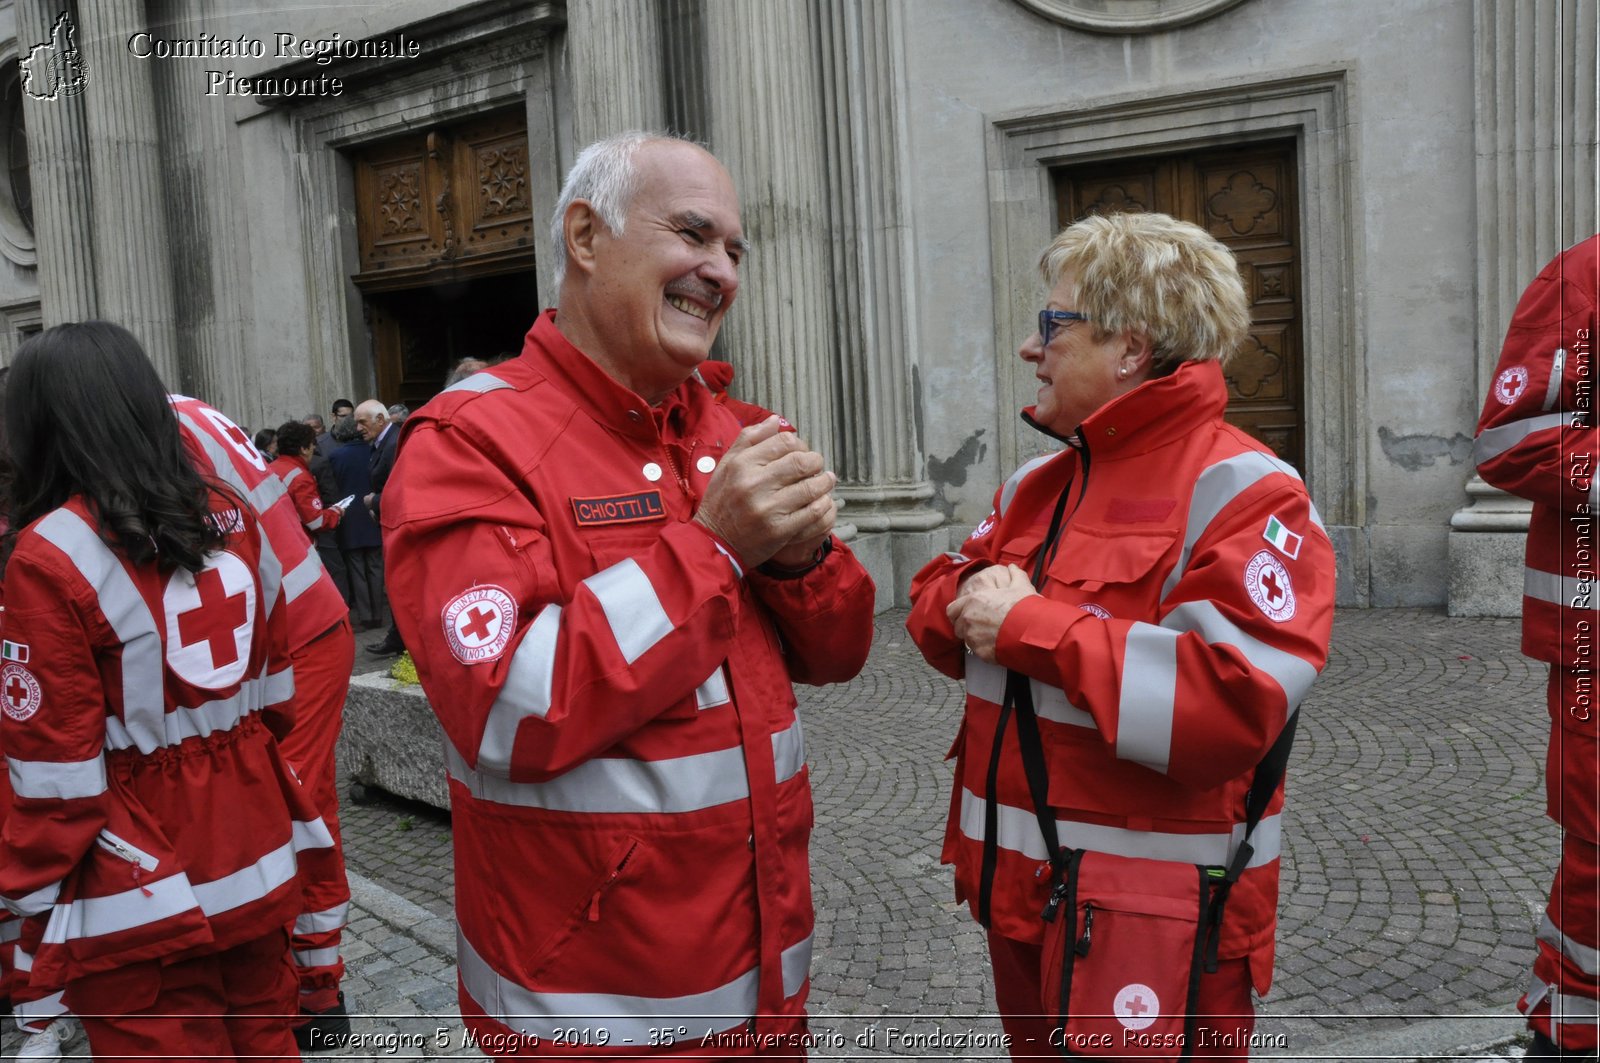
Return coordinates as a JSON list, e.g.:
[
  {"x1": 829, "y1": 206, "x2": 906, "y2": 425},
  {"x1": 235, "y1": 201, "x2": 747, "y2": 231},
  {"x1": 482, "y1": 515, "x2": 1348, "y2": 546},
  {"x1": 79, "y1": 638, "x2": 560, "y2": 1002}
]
[
  {"x1": 1, "y1": 640, "x2": 28, "y2": 664},
  {"x1": 1262, "y1": 515, "x2": 1303, "y2": 560}
]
